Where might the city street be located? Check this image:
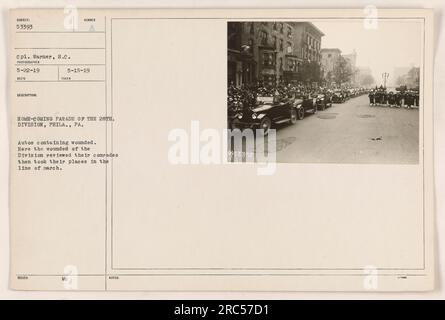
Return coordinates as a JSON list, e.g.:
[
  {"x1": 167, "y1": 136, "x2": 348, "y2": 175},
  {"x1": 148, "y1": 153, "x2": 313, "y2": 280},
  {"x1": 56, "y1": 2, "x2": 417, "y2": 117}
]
[{"x1": 274, "y1": 94, "x2": 419, "y2": 164}]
